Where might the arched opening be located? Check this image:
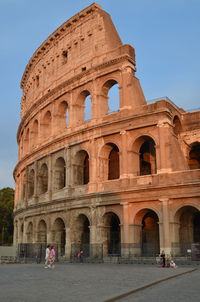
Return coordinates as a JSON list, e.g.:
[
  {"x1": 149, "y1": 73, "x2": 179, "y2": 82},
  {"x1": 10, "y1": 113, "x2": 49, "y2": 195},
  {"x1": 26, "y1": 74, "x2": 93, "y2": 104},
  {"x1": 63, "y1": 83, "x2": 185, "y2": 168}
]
[
  {"x1": 54, "y1": 157, "x2": 66, "y2": 190},
  {"x1": 74, "y1": 150, "x2": 89, "y2": 185},
  {"x1": 52, "y1": 218, "x2": 66, "y2": 256},
  {"x1": 58, "y1": 101, "x2": 69, "y2": 127},
  {"x1": 103, "y1": 212, "x2": 121, "y2": 256},
  {"x1": 188, "y1": 142, "x2": 200, "y2": 170},
  {"x1": 139, "y1": 136, "x2": 157, "y2": 175},
  {"x1": 27, "y1": 169, "x2": 35, "y2": 199},
  {"x1": 99, "y1": 143, "x2": 120, "y2": 181},
  {"x1": 141, "y1": 210, "x2": 160, "y2": 256},
  {"x1": 24, "y1": 128, "x2": 30, "y2": 155},
  {"x1": 176, "y1": 206, "x2": 200, "y2": 256},
  {"x1": 37, "y1": 220, "x2": 47, "y2": 243},
  {"x1": 38, "y1": 163, "x2": 48, "y2": 194},
  {"x1": 76, "y1": 90, "x2": 91, "y2": 123},
  {"x1": 42, "y1": 111, "x2": 52, "y2": 139},
  {"x1": 74, "y1": 214, "x2": 90, "y2": 257},
  {"x1": 173, "y1": 116, "x2": 182, "y2": 136},
  {"x1": 26, "y1": 222, "x2": 33, "y2": 243},
  {"x1": 108, "y1": 144, "x2": 119, "y2": 180},
  {"x1": 31, "y1": 120, "x2": 38, "y2": 147},
  {"x1": 102, "y1": 80, "x2": 120, "y2": 114}
]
